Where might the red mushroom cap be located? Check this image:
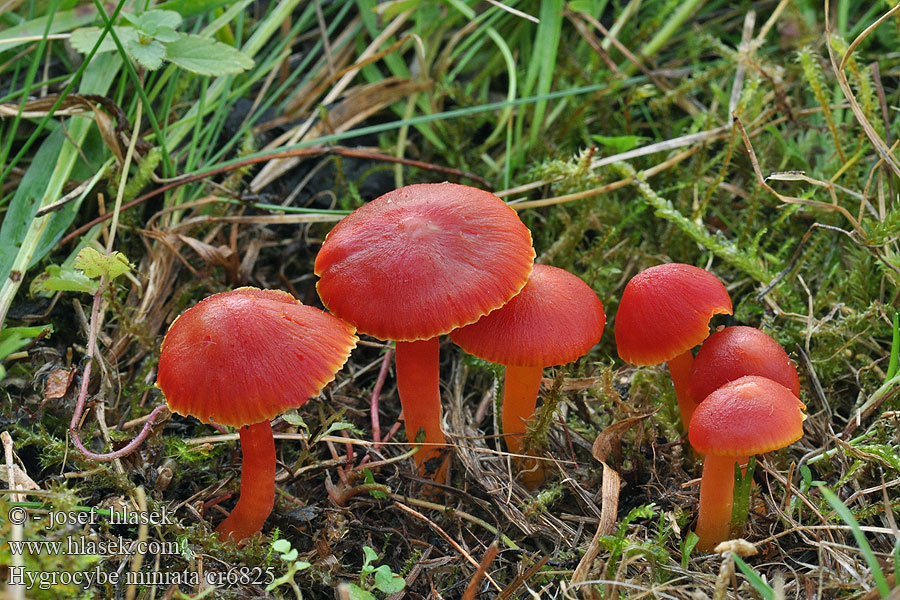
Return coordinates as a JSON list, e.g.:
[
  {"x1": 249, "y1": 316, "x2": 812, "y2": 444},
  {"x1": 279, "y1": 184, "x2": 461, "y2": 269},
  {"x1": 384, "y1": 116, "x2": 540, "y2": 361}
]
[
  {"x1": 314, "y1": 183, "x2": 535, "y2": 342},
  {"x1": 157, "y1": 287, "x2": 358, "y2": 428},
  {"x1": 614, "y1": 263, "x2": 732, "y2": 365},
  {"x1": 450, "y1": 264, "x2": 605, "y2": 367},
  {"x1": 689, "y1": 375, "x2": 806, "y2": 457},
  {"x1": 689, "y1": 326, "x2": 801, "y2": 402}
]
